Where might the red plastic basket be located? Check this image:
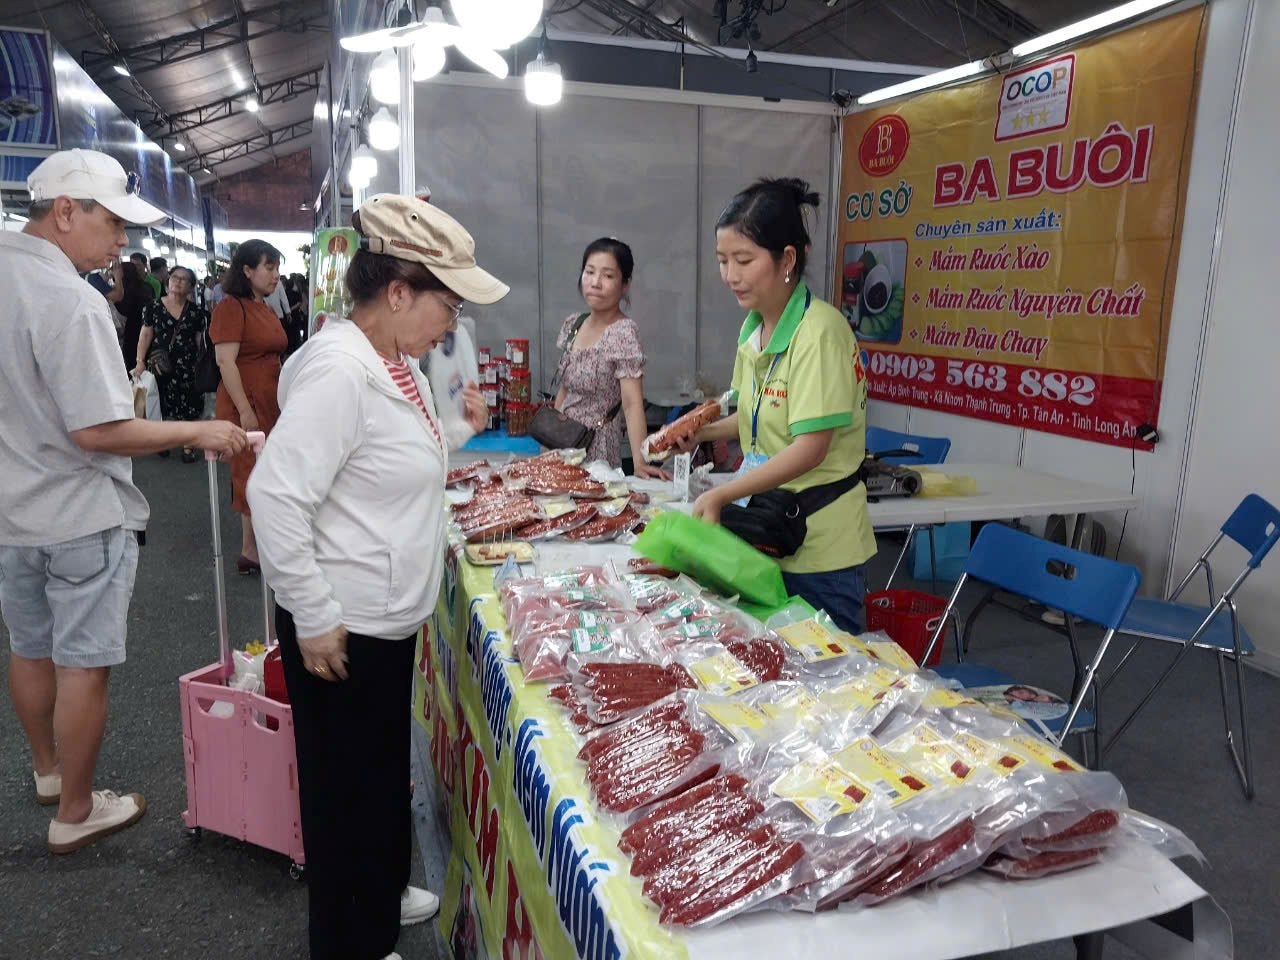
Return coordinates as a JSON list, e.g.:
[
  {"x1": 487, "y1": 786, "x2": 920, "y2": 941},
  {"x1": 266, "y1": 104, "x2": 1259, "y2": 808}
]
[{"x1": 865, "y1": 589, "x2": 949, "y2": 667}]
